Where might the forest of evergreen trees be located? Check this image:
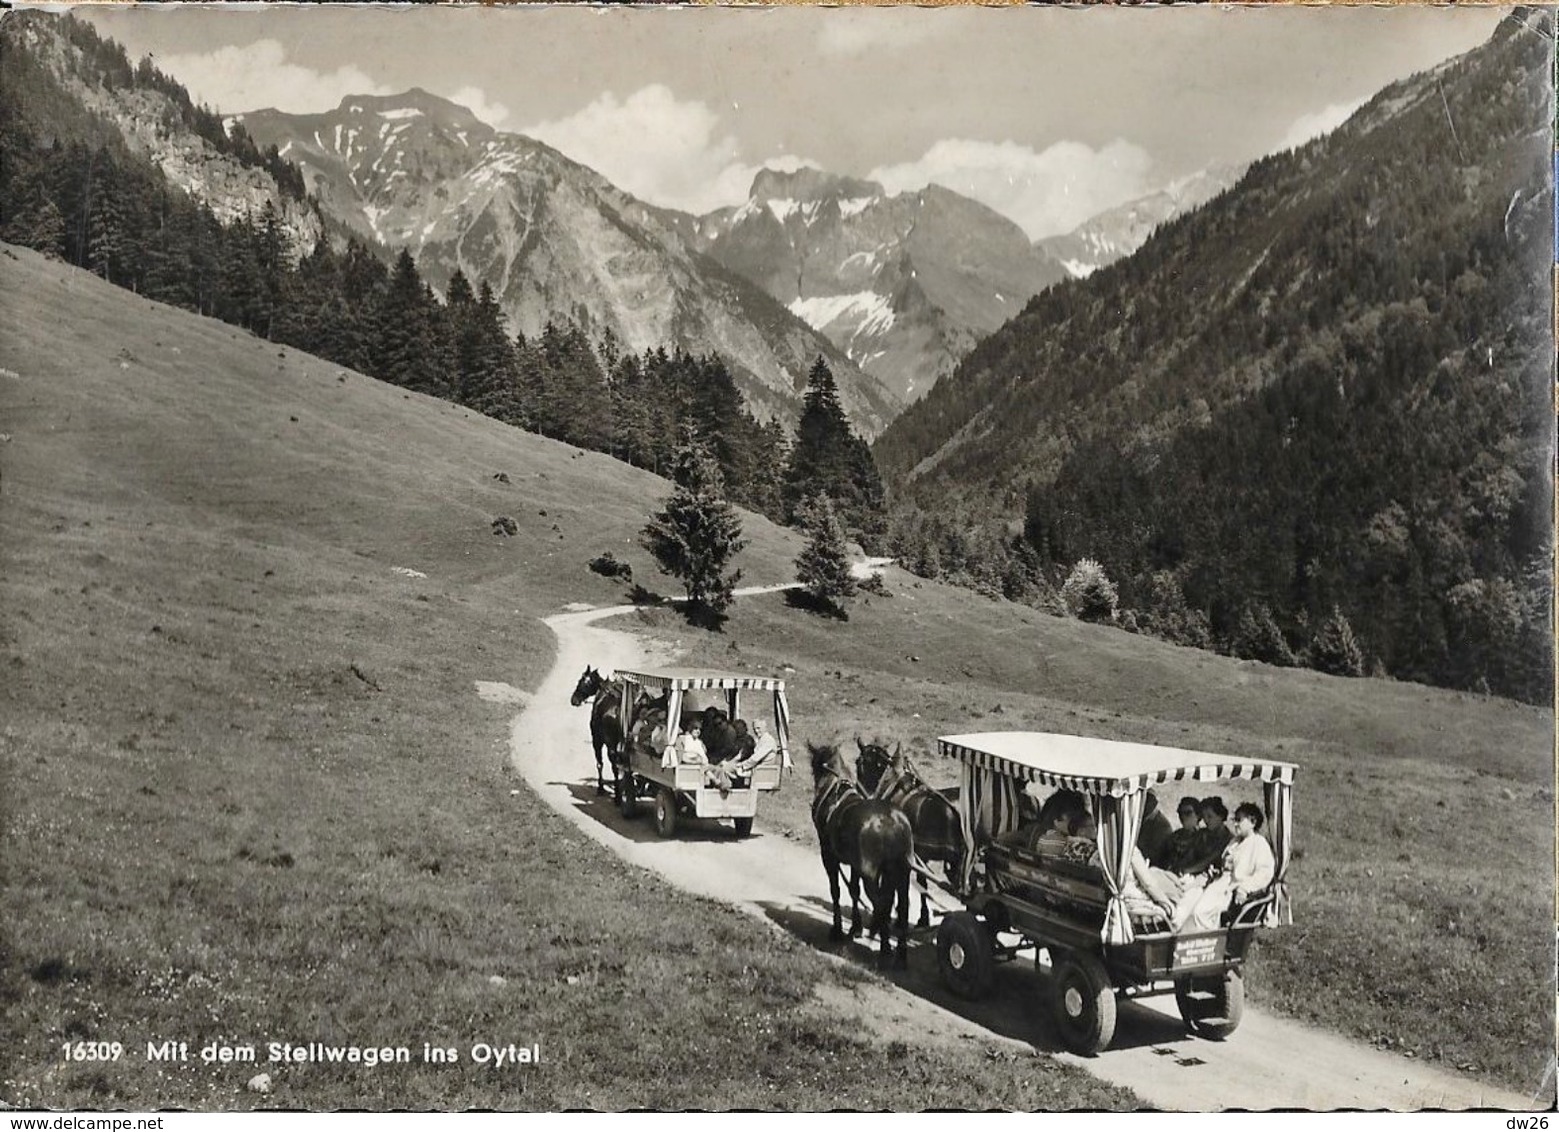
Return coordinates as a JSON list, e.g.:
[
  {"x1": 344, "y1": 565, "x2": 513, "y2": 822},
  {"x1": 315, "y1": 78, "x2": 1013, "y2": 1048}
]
[
  {"x1": 0, "y1": 12, "x2": 888, "y2": 548},
  {"x1": 873, "y1": 12, "x2": 1553, "y2": 704}
]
